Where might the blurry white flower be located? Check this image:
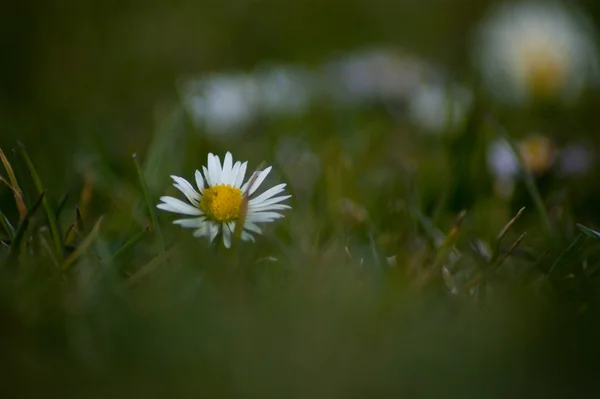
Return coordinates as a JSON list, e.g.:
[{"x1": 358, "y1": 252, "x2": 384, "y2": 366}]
[
  {"x1": 487, "y1": 138, "x2": 520, "y2": 198},
  {"x1": 407, "y1": 82, "x2": 472, "y2": 133},
  {"x1": 473, "y1": 1, "x2": 599, "y2": 104},
  {"x1": 157, "y1": 152, "x2": 291, "y2": 248},
  {"x1": 487, "y1": 138, "x2": 520, "y2": 181},
  {"x1": 253, "y1": 65, "x2": 314, "y2": 116},
  {"x1": 487, "y1": 134, "x2": 556, "y2": 177},
  {"x1": 557, "y1": 143, "x2": 594, "y2": 176},
  {"x1": 517, "y1": 134, "x2": 556, "y2": 175},
  {"x1": 487, "y1": 134, "x2": 557, "y2": 198},
  {"x1": 181, "y1": 65, "x2": 317, "y2": 134},
  {"x1": 182, "y1": 73, "x2": 260, "y2": 134},
  {"x1": 322, "y1": 48, "x2": 430, "y2": 105}
]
